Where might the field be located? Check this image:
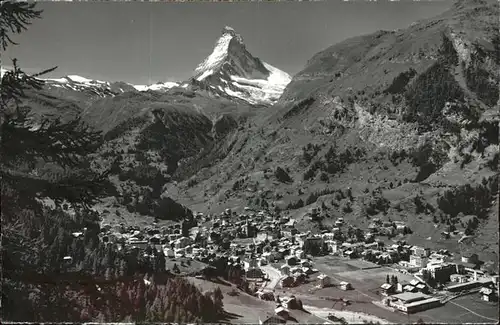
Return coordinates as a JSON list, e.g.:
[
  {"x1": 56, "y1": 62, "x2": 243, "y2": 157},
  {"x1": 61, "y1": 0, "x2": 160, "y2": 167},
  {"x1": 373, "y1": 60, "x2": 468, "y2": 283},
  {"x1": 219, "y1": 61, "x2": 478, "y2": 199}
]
[
  {"x1": 313, "y1": 256, "x2": 415, "y2": 291},
  {"x1": 407, "y1": 295, "x2": 499, "y2": 324}
]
